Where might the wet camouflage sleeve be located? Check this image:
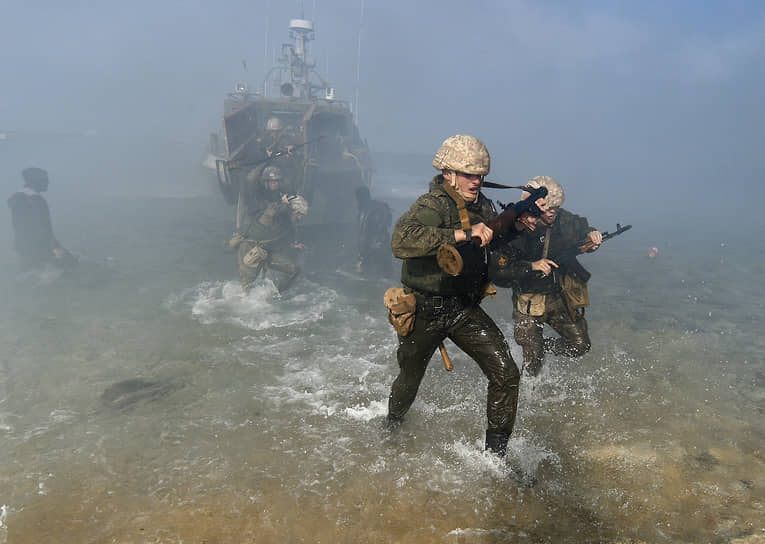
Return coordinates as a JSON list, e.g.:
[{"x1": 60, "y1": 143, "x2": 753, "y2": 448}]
[
  {"x1": 503, "y1": 208, "x2": 594, "y2": 283},
  {"x1": 258, "y1": 201, "x2": 289, "y2": 227},
  {"x1": 390, "y1": 193, "x2": 455, "y2": 259}
]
